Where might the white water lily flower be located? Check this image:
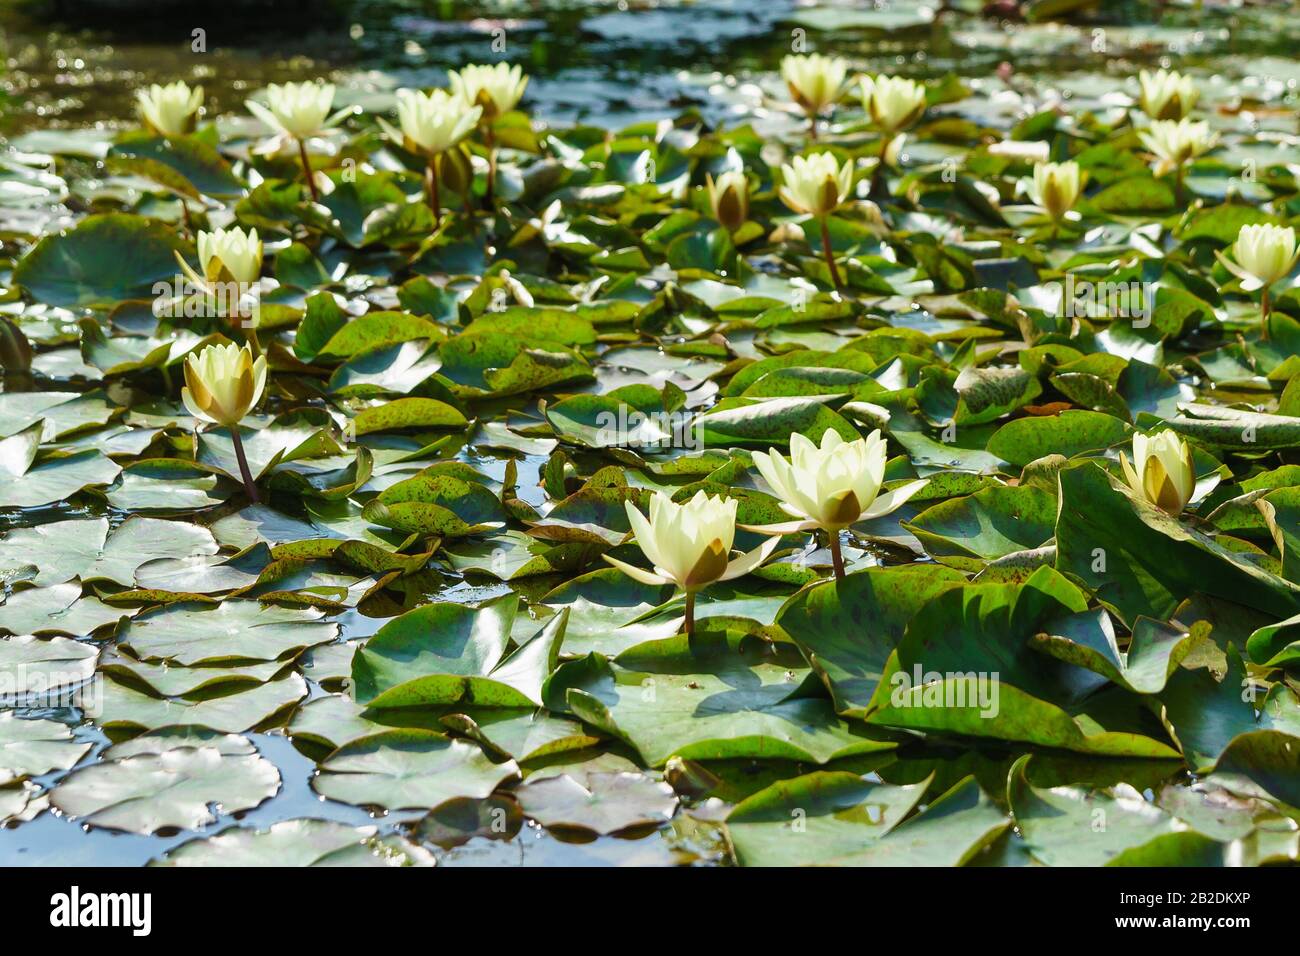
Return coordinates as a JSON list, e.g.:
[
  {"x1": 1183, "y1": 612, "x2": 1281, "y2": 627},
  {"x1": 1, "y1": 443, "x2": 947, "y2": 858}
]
[
  {"x1": 1120, "y1": 430, "x2": 1195, "y2": 514},
  {"x1": 858, "y1": 75, "x2": 927, "y2": 134},
  {"x1": 245, "y1": 81, "x2": 351, "y2": 142},
  {"x1": 1137, "y1": 118, "x2": 1218, "y2": 177},
  {"x1": 782, "y1": 53, "x2": 848, "y2": 117},
  {"x1": 176, "y1": 227, "x2": 264, "y2": 290},
  {"x1": 745, "y1": 430, "x2": 927, "y2": 533},
  {"x1": 181, "y1": 342, "x2": 267, "y2": 427},
  {"x1": 136, "y1": 80, "x2": 203, "y2": 138},
  {"x1": 1028, "y1": 160, "x2": 1083, "y2": 222},
  {"x1": 388, "y1": 88, "x2": 482, "y2": 156},
  {"x1": 448, "y1": 63, "x2": 529, "y2": 120},
  {"x1": 777, "y1": 152, "x2": 854, "y2": 217},
  {"x1": 603, "y1": 490, "x2": 778, "y2": 591},
  {"x1": 1215, "y1": 224, "x2": 1300, "y2": 293},
  {"x1": 705, "y1": 170, "x2": 749, "y2": 232},
  {"x1": 1137, "y1": 69, "x2": 1198, "y2": 121}
]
